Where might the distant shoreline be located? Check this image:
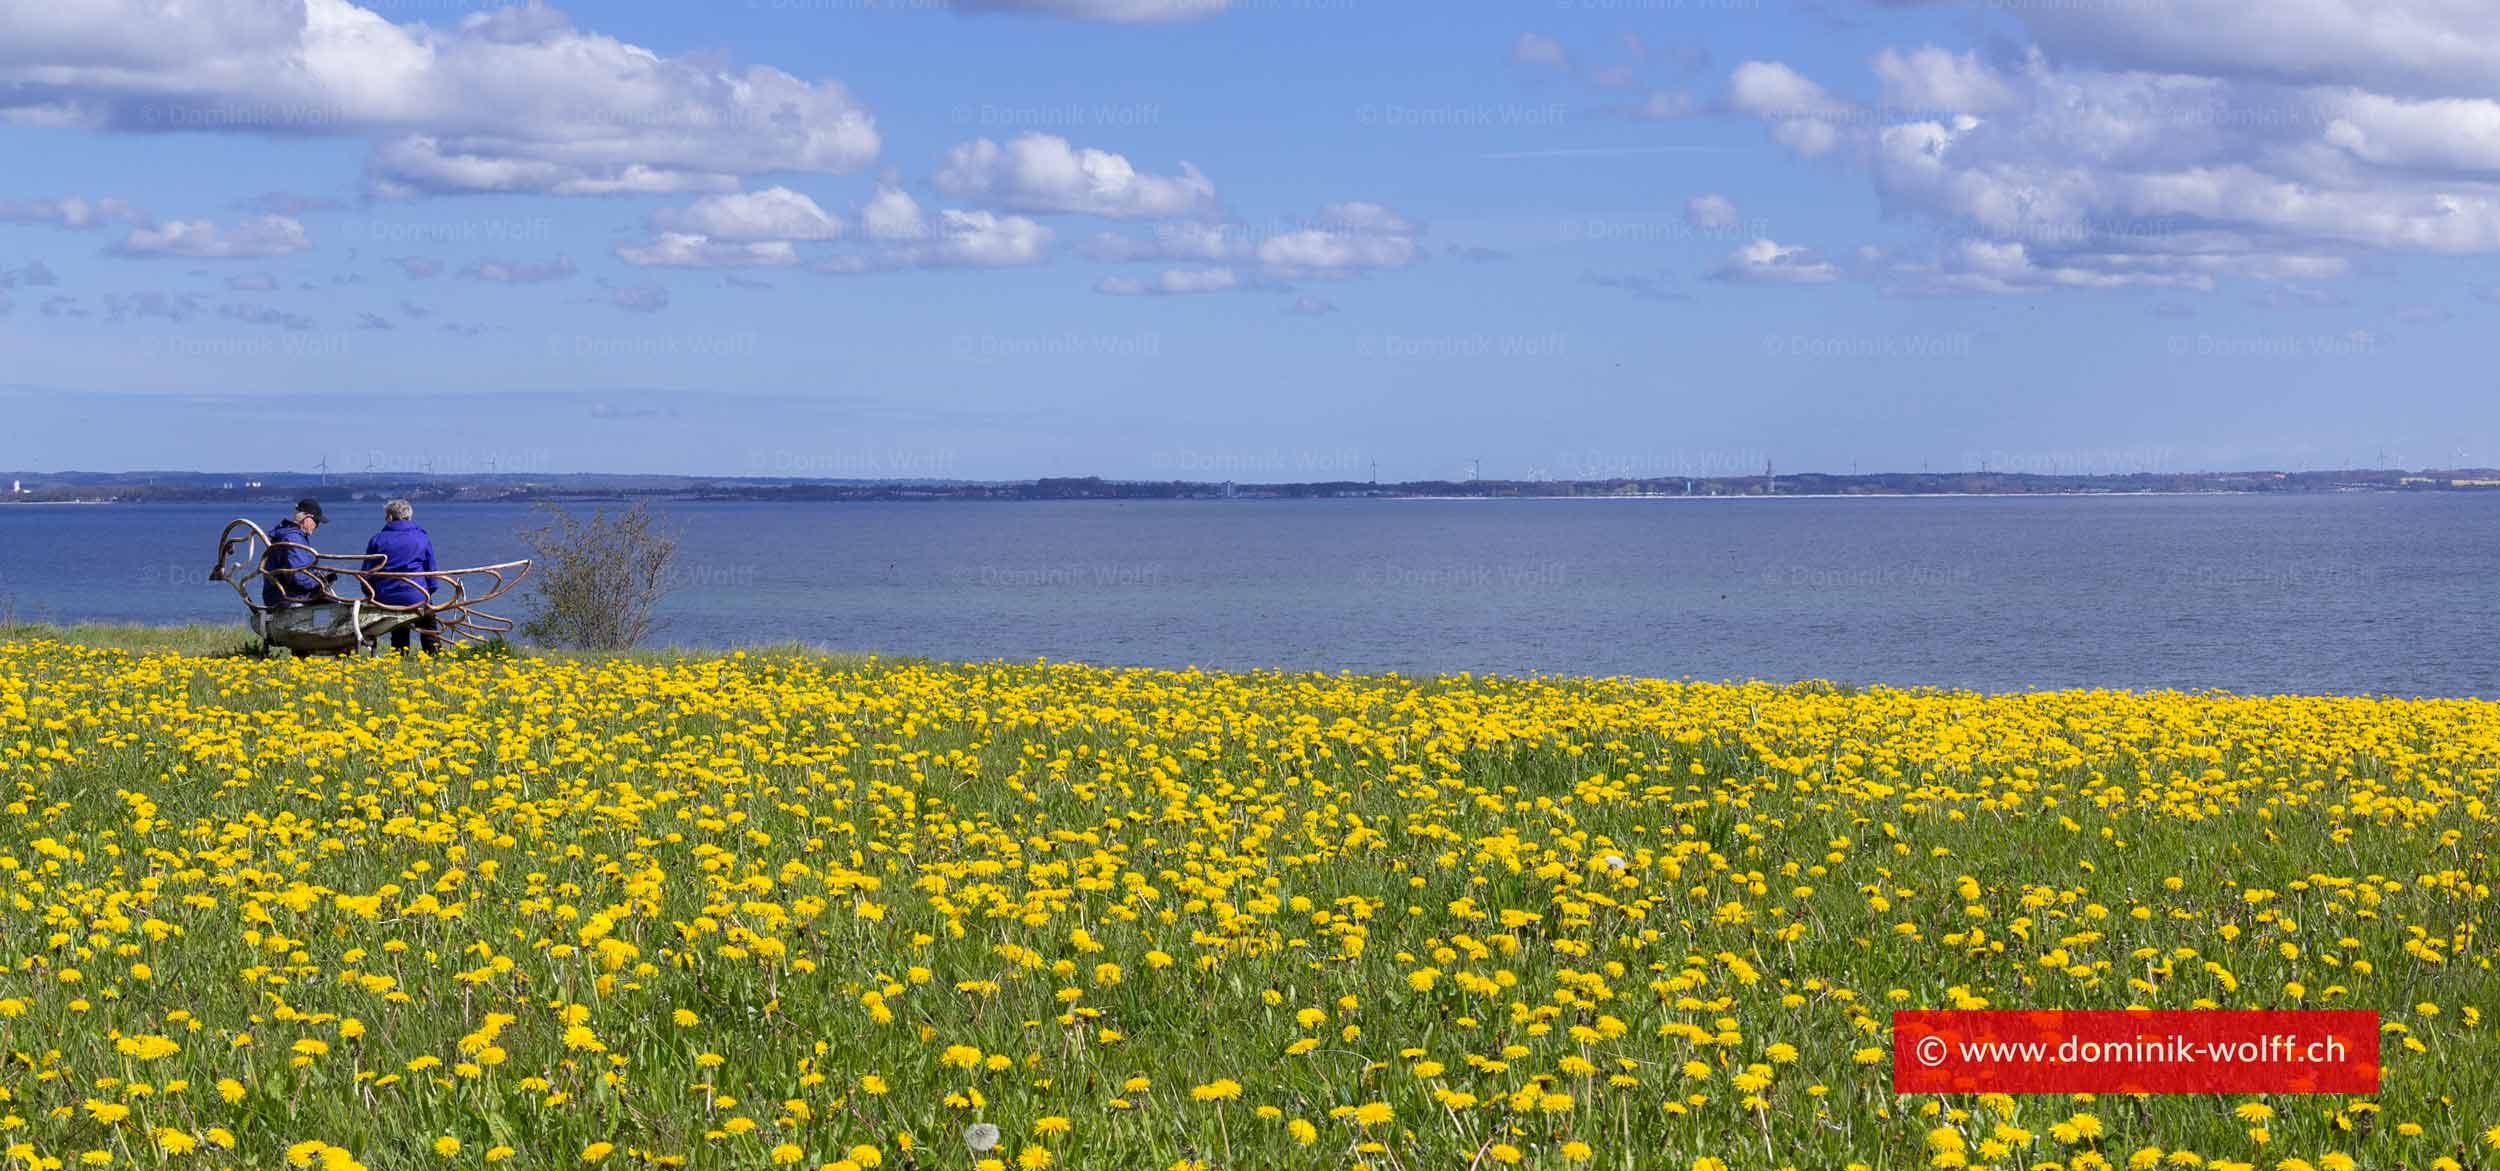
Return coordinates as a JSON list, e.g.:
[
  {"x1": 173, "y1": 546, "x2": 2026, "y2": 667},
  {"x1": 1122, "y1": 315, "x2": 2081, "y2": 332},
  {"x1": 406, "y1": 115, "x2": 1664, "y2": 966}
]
[
  {"x1": 10, "y1": 487, "x2": 2492, "y2": 507},
  {"x1": 1386, "y1": 489, "x2": 2269, "y2": 501},
  {"x1": 5, "y1": 467, "x2": 2497, "y2": 506}
]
